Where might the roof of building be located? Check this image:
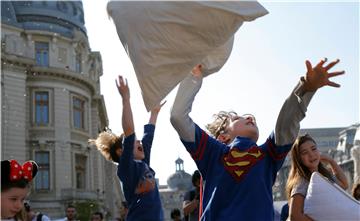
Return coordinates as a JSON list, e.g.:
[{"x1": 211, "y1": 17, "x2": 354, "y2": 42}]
[{"x1": 1, "y1": 1, "x2": 86, "y2": 38}]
